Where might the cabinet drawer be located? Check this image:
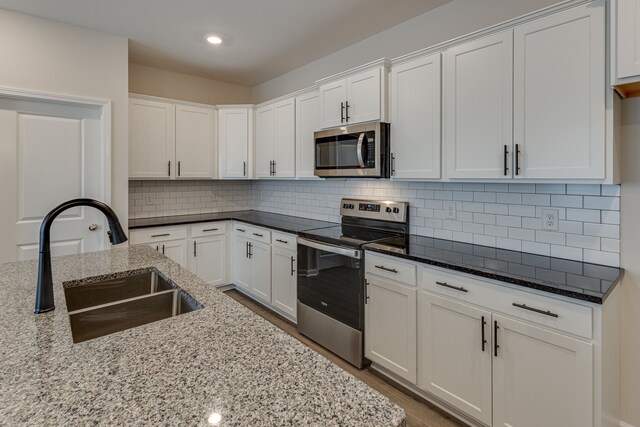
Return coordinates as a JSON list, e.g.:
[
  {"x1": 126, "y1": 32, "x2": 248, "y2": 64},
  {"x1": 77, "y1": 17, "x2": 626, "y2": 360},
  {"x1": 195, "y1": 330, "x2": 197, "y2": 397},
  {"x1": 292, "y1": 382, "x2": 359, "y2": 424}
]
[
  {"x1": 190, "y1": 222, "x2": 226, "y2": 237},
  {"x1": 365, "y1": 252, "x2": 416, "y2": 287},
  {"x1": 233, "y1": 222, "x2": 271, "y2": 244},
  {"x1": 130, "y1": 226, "x2": 187, "y2": 244},
  {"x1": 419, "y1": 266, "x2": 593, "y2": 339},
  {"x1": 272, "y1": 231, "x2": 297, "y2": 251}
]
